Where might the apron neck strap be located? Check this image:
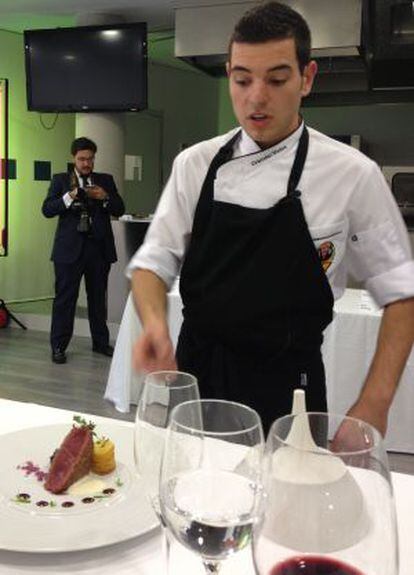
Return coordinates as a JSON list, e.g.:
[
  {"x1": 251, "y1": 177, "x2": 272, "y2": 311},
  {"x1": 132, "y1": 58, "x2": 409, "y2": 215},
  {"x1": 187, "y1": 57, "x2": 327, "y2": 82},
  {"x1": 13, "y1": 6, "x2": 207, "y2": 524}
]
[
  {"x1": 216, "y1": 130, "x2": 242, "y2": 163},
  {"x1": 199, "y1": 129, "x2": 241, "y2": 202},
  {"x1": 287, "y1": 126, "x2": 309, "y2": 197},
  {"x1": 189, "y1": 130, "x2": 242, "y2": 240}
]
